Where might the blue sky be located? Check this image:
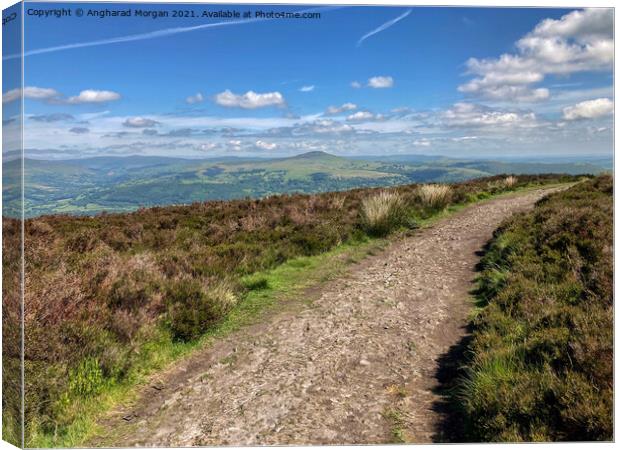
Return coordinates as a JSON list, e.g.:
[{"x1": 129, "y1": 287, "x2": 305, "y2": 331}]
[{"x1": 2, "y1": 4, "x2": 614, "y2": 159}]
